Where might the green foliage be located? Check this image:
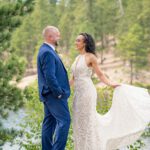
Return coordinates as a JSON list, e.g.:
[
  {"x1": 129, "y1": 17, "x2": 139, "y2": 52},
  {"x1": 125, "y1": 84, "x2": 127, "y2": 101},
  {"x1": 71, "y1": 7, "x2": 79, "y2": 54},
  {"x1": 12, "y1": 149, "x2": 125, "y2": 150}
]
[
  {"x1": 0, "y1": 0, "x2": 34, "y2": 118},
  {"x1": 0, "y1": 0, "x2": 34, "y2": 146},
  {"x1": 138, "y1": 0, "x2": 150, "y2": 49},
  {"x1": 134, "y1": 82, "x2": 150, "y2": 92},
  {"x1": 96, "y1": 86, "x2": 113, "y2": 114},
  {"x1": 0, "y1": 122, "x2": 22, "y2": 146},
  {"x1": 127, "y1": 140, "x2": 145, "y2": 150},
  {"x1": 10, "y1": 0, "x2": 150, "y2": 71},
  {"x1": 142, "y1": 123, "x2": 150, "y2": 138},
  {"x1": 117, "y1": 0, "x2": 150, "y2": 71},
  {"x1": 0, "y1": 0, "x2": 34, "y2": 51},
  {"x1": 58, "y1": 0, "x2": 119, "y2": 54},
  {"x1": 117, "y1": 23, "x2": 149, "y2": 83},
  {"x1": 11, "y1": 0, "x2": 58, "y2": 67},
  {"x1": 18, "y1": 82, "x2": 42, "y2": 149},
  {"x1": 118, "y1": 24, "x2": 147, "y2": 68}
]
